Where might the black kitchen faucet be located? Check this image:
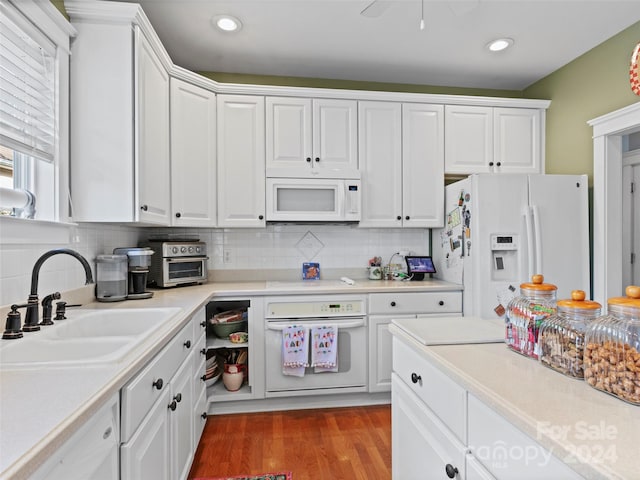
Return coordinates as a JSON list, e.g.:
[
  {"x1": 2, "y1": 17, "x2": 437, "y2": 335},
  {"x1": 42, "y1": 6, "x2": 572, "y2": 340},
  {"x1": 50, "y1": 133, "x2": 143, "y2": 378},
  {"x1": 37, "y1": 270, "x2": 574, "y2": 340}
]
[{"x1": 21, "y1": 248, "x2": 94, "y2": 332}]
